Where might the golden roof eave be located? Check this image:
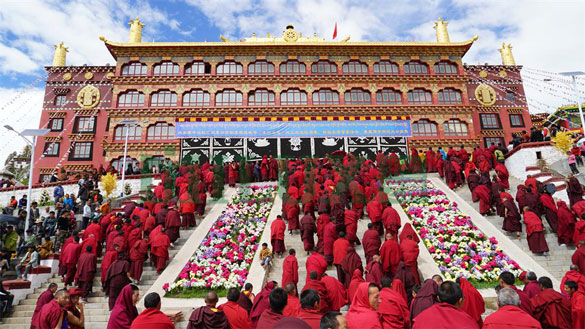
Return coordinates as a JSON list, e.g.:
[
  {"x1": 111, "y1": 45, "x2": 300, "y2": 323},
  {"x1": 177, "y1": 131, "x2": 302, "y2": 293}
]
[{"x1": 99, "y1": 35, "x2": 478, "y2": 60}]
